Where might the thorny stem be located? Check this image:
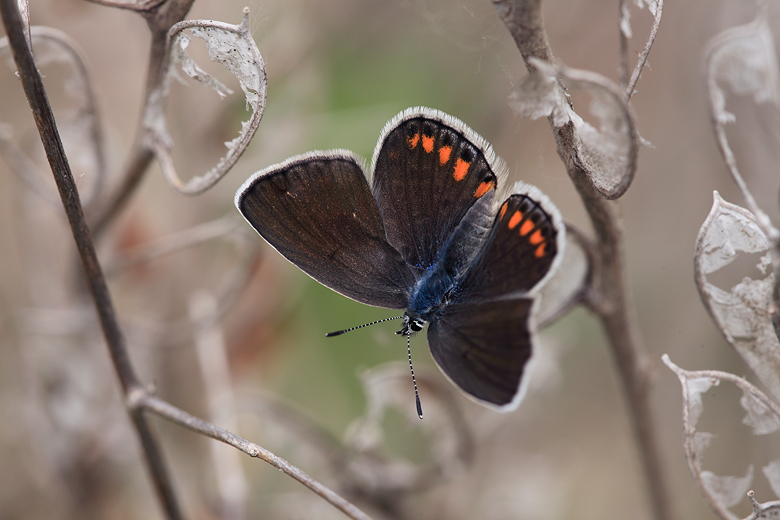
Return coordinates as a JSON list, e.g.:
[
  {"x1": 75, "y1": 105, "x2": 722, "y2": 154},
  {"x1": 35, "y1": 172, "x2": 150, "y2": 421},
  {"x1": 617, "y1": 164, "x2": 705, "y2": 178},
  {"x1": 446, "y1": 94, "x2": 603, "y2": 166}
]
[
  {"x1": 0, "y1": 1, "x2": 184, "y2": 519},
  {"x1": 491, "y1": 1, "x2": 671, "y2": 519}
]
